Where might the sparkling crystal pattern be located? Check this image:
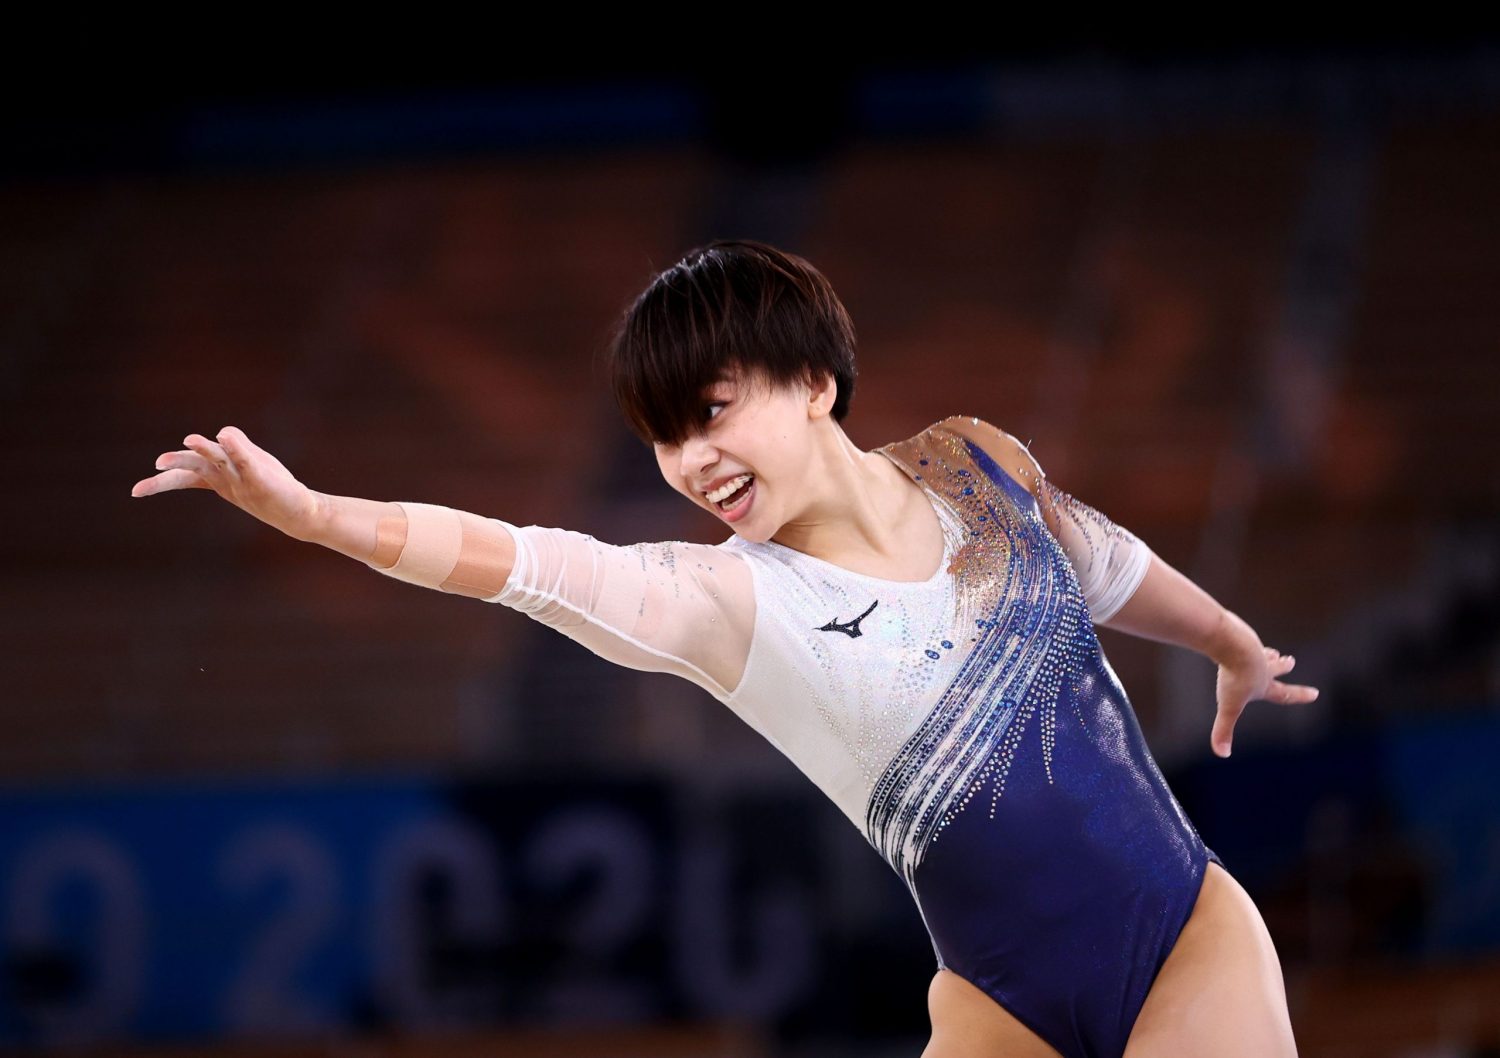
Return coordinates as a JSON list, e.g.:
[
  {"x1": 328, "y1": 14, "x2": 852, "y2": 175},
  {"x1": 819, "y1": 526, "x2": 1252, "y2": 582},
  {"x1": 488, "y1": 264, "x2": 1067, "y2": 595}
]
[{"x1": 860, "y1": 421, "x2": 1095, "y2": 889}]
